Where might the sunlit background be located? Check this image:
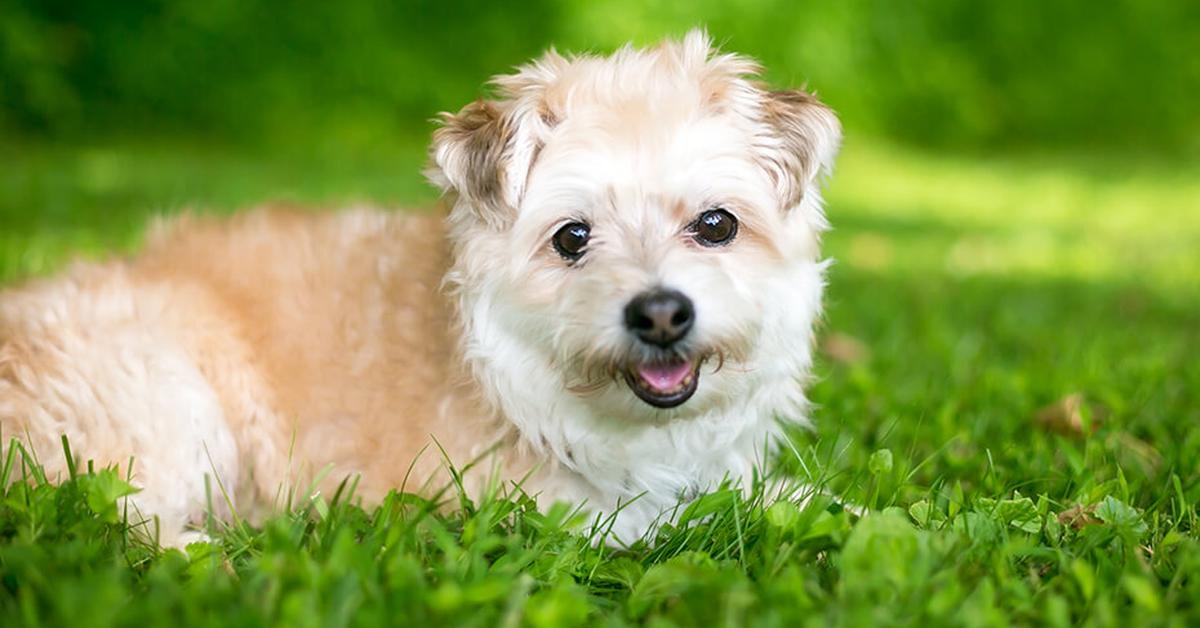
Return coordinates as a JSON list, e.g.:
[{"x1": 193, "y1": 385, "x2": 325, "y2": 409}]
[
  {"x1": 2, "y1": 1, "x2": 1198, "y2": 484},
  {"x1": 3, "y1": 1, "x2": 1198, "y2": 280}
]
